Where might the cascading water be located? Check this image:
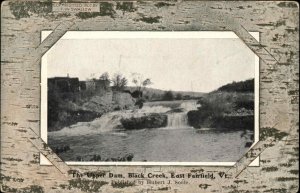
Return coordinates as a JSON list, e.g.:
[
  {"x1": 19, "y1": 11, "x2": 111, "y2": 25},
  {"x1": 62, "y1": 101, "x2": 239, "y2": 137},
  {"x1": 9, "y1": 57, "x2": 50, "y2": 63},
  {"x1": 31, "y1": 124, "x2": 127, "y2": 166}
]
[
  {"x1": 166, "y1": 100, "x2": 198, "y2": 128},
  {"x1": 167, "y1": 112, "x2": 189, "y2": 127},
  {"x1": 49, "y1": 100, "x2": 198, "y2": 136}
]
